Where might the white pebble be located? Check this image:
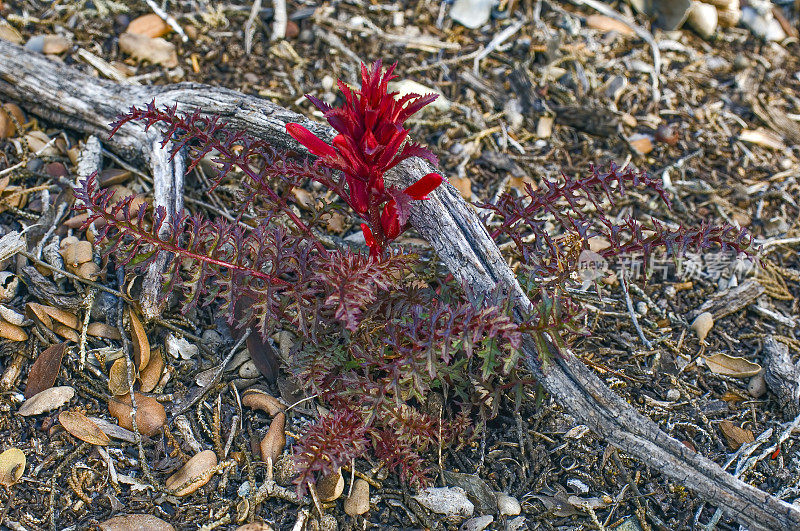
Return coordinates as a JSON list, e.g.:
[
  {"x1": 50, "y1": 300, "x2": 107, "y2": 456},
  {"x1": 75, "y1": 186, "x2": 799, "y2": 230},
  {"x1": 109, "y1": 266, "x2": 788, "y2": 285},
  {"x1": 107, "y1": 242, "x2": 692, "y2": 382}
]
[
  {"x1": 459, "y1": 515, "x2": 493, "y2": 531},
  {"x1": 666, "y1": 389, "x2": 681, "y2": 402},
  {"x1": 413, "y1": 487, "x2": 474, "y2": 517},
  {"x1": 496, "y1": 493, "x2": 521, "y2": 516}
]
